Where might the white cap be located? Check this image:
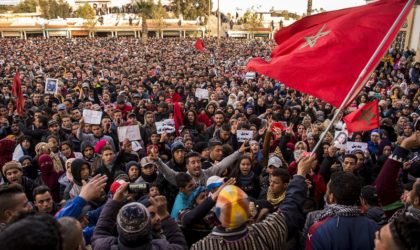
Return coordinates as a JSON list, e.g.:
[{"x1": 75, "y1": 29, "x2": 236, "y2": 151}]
[
  {"x1": 206, "y1": 176, "x2": 224, "y2": 190},
  {"x1": 268, "y1": 156, "x2": 282, "y2": 168}
]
